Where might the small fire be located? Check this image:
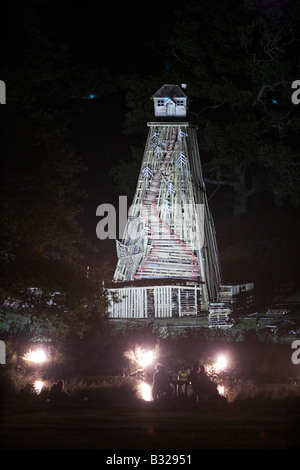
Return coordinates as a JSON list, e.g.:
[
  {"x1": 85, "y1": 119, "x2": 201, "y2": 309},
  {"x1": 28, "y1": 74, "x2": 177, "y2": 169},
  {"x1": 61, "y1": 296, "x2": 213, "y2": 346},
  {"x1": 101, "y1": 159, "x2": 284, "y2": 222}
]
[
  {"x1": 34, "y1": 380, "x2": 45, "y2": 394},
  {"x1": 23, "y1": 348, "x2": 48, "y2": 364},
  {"x1": 214, "y1": 354, "x2": 228, "y2": 372},
  {"x1": 124, "y1": 345, "x2": 157, "y2": 369},
  {"x1": 139, "y1": 350, "x2": 155, "y2": 368},
  {"x1": 136, "y1": 381, "x2": 153, "y2": 401}
]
